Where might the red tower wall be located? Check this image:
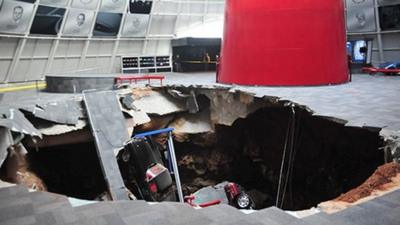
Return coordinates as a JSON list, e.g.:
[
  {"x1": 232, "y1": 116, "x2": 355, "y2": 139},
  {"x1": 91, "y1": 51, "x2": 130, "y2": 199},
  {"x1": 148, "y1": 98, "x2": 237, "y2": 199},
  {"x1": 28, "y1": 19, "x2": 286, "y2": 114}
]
[{"x1": 218, "y1": 0, "x2": 349, "y2": 86}]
